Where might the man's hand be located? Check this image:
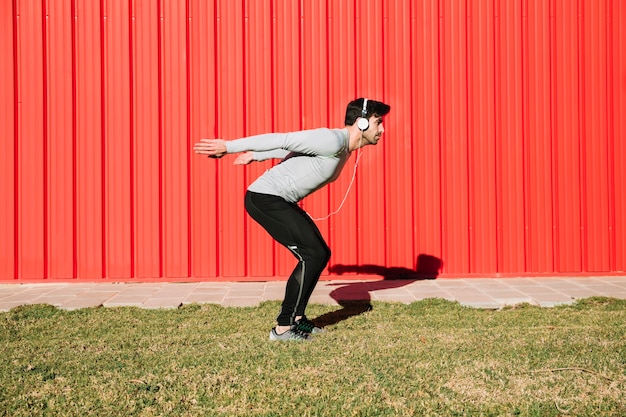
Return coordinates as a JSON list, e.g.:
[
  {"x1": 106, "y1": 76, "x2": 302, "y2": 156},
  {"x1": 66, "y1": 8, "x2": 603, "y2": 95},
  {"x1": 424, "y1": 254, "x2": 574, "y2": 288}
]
[
  {"x1": 233, "y1": 152, "x2": 254, "y2": 165},
  {"x1": 193, "y1": 139, "x2": 227, "y2": 158}
]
